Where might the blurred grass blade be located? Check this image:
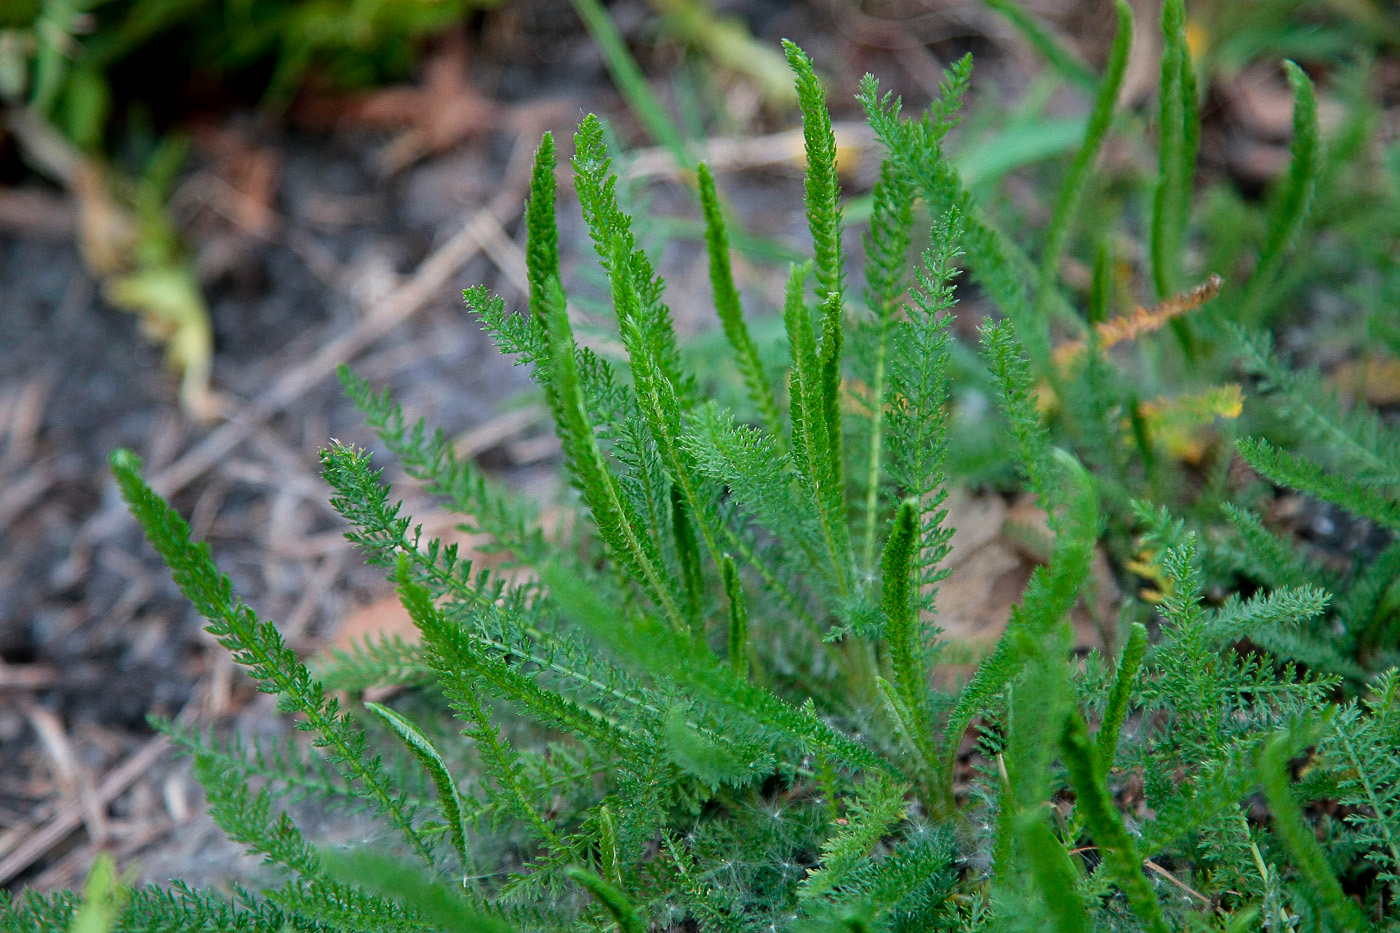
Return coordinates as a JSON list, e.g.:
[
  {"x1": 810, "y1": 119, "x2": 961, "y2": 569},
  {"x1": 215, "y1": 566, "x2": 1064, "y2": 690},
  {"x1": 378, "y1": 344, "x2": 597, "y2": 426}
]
[
  {"x1": 322, "y1": 850, "x2": 514, "y2": 933},
  {"x1": 647, "y1": 0, "x2": 796, "y2": 107},
  {"x1": 1235, "y1": 61, "x2": 1322, "y2": 325},
  {"x1": 1260, "y1": 732, "x2": 1368, "y2": 933},
  {"x1": 1150, "y1": 0, "x2": 1200, "y2": 301},
  {"x1": 1036, "y1": 0, "x2": 1133, "y2": 320},
  {"x1": 571, "y1": 0, "x2": 691, "y2": 165},
  {"x1": 68, "y1": 854, "x2": 129, "y2": 933},
  {"x1": 954, "y1": 116, "x2": 1086, "y2": 189},
  {"x1": 980, "y1": 0, "x2": 1097, "y2": 92}
]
